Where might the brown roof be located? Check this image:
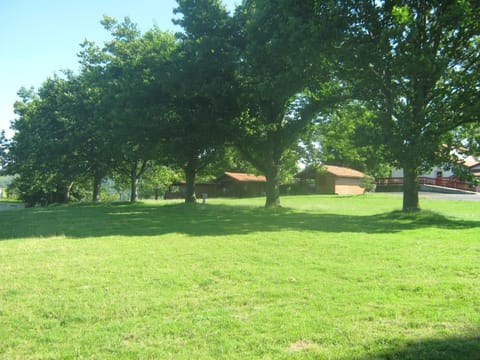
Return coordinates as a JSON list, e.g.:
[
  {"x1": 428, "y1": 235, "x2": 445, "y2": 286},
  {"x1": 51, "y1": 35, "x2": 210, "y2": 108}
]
[
  {"x1": 463, "y1": 155, "x2": 480, "y2": 168},
  {"x1": 324, "y1": 165, "x2": 366, "y2": 178},
  {"x1": 222, "y1": 172, "x2": 266, "y2": 182}
]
